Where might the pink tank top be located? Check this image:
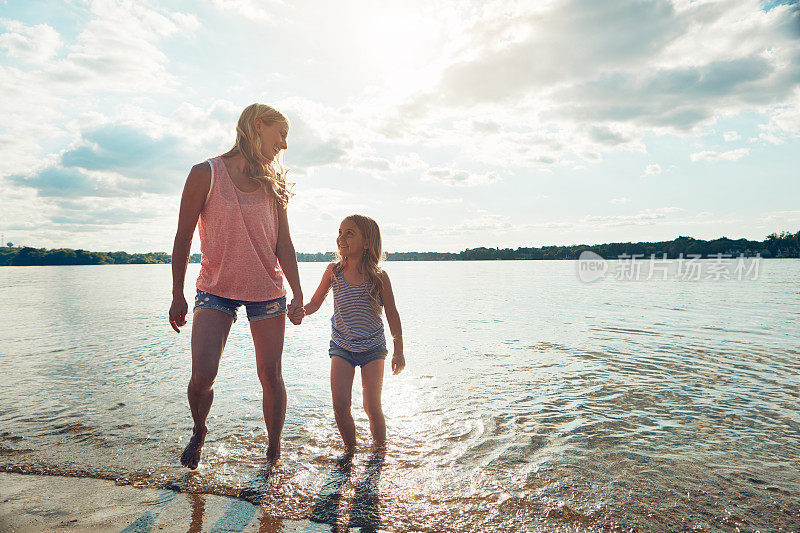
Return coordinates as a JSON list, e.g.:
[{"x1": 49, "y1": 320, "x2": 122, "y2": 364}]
[{"x1": 196, "y1": 157, "x2": 286, "y2": 301}]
